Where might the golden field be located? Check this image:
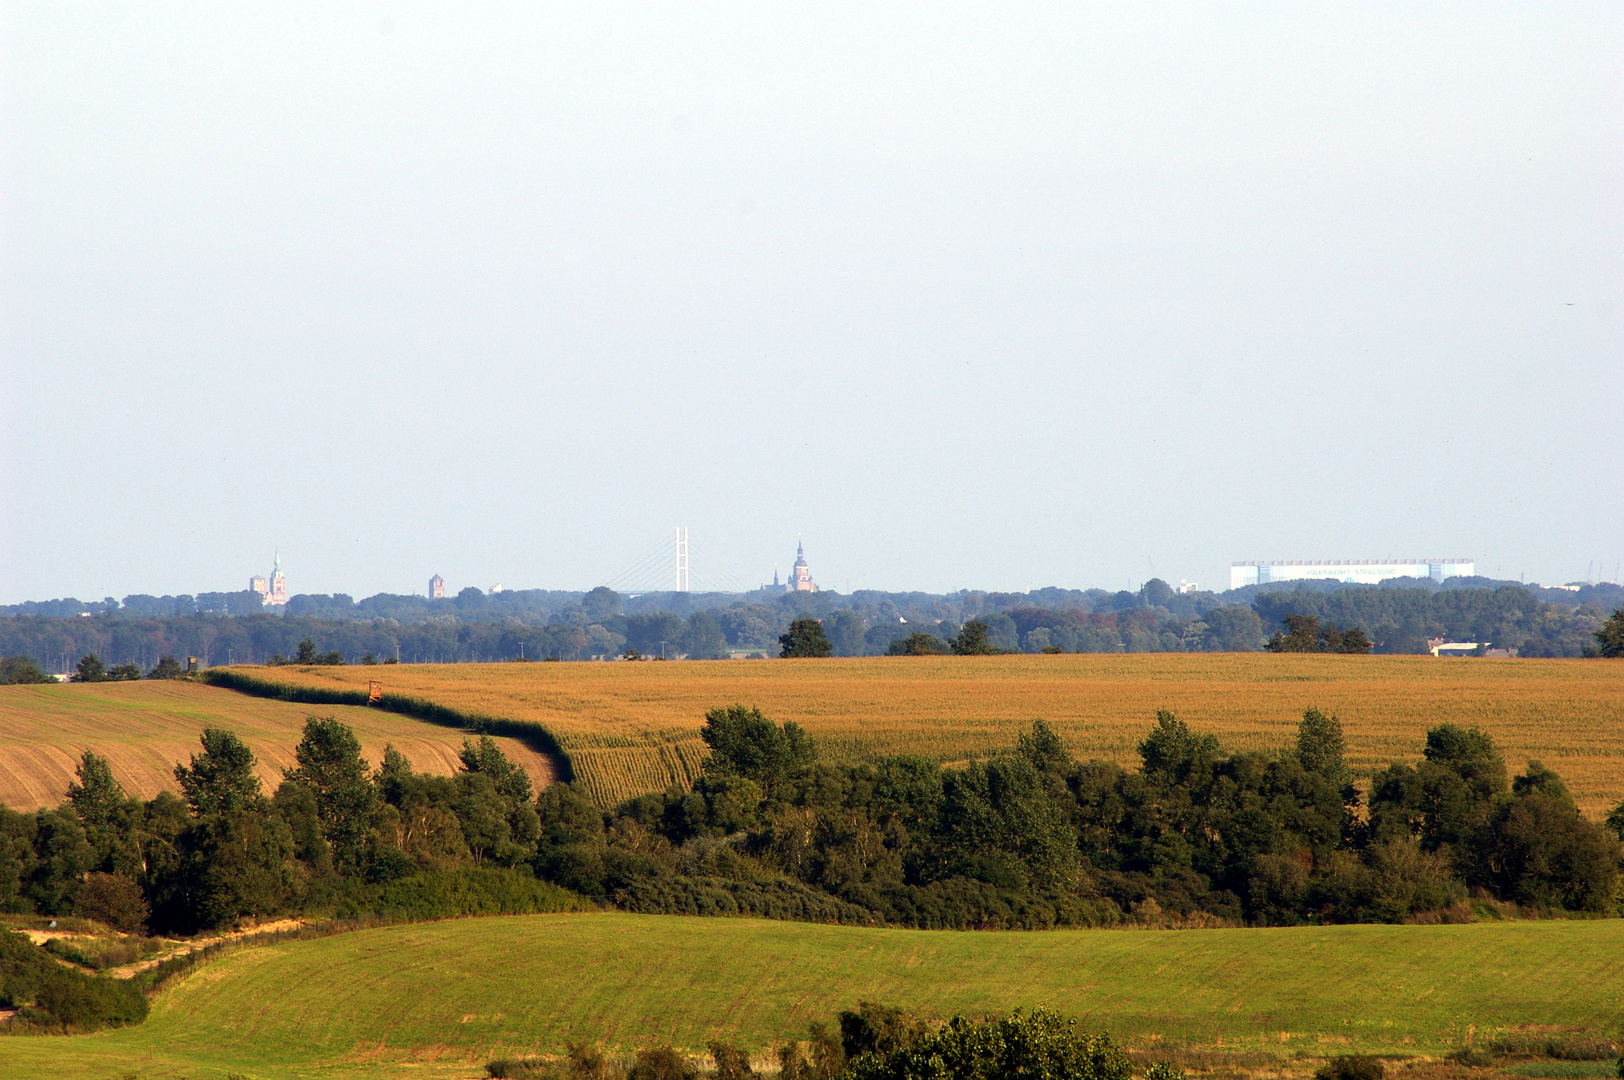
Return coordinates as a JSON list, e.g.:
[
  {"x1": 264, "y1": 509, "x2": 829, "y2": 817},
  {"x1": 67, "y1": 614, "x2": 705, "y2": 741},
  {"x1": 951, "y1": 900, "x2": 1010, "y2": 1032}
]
[
  {"x1": 226, "y1": 654, "x2": 1624, "y2": 814},
  {"x1": 0, "y1": 680, "x2": 558, "y2": 812}
]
